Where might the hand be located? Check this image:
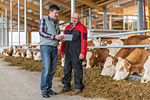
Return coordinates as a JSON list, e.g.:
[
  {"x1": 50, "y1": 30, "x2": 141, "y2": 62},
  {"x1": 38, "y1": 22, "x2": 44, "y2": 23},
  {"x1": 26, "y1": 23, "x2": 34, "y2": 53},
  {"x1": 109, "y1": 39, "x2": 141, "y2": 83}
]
[
  {"x1": 60, "y1": 40, "x2": 65, "y2": 42},
  {"x1": 55, "y1": 35, "x2": 64, "y2": 40},
  {"x1": 79, "y1": 53, "x2": 84, "y2": 60},
  {"x1": 61, "y1": 54, "x2": 65, "y2": 58}
]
